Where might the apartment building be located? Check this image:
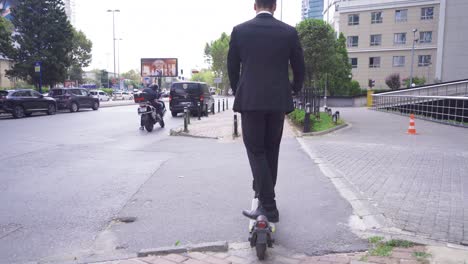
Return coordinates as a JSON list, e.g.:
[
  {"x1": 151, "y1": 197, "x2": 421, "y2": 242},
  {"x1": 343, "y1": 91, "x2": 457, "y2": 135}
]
[
  {"x1": 339, "y1": 0, "x2": 440, "y2": 89},
  {"x1": 323, "y1": 0, "x2": 468, "y2": 89}
]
